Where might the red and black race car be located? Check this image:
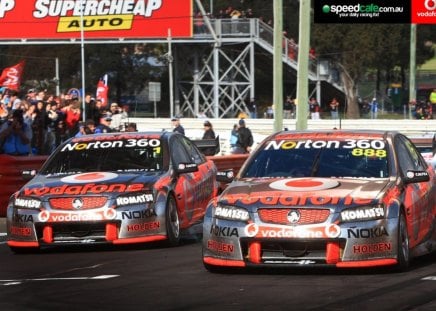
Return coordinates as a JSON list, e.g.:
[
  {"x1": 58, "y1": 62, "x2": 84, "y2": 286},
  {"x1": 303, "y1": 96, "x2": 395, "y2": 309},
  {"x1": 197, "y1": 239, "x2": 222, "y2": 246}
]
[
  {"x1": 7, "y1": 131, "x2": 219, "y2": 251},
  {"x1": 203, "y1": 130, "x2": 436, "y2": 271}
]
